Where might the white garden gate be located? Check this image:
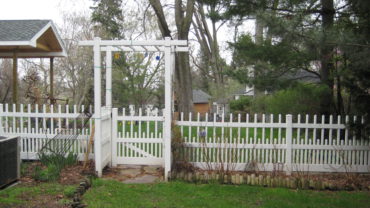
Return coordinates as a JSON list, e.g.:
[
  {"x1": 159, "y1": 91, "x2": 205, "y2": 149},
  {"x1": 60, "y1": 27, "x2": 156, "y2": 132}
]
[
  {"x1": 111, "y1": 108, "x2": 164, "y2": 166},
  {"x1": 79, "y1": 37, "x2": 188, "y2": 179}
]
